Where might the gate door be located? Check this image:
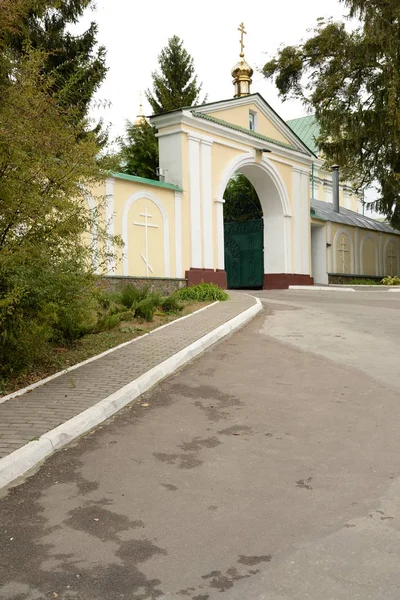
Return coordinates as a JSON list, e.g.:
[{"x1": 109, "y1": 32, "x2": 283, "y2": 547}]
[{"x1": 224, "y1": 219, "x2": 264, "y2": 289}]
